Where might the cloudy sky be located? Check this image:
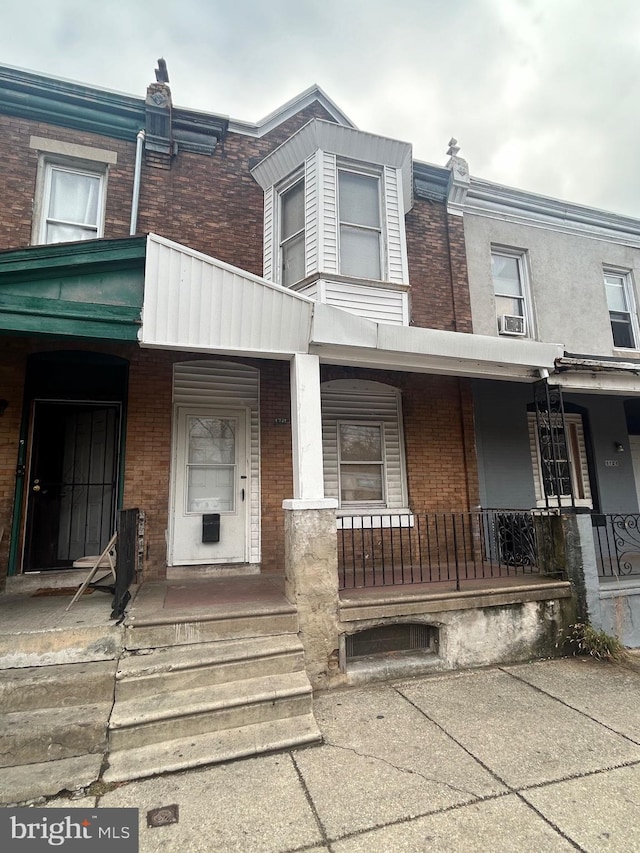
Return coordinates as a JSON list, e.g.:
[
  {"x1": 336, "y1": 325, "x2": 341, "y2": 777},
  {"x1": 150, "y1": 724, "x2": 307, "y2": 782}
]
[{"x1": 2, "y1": 0, "x2": 639, "y2": 217}]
